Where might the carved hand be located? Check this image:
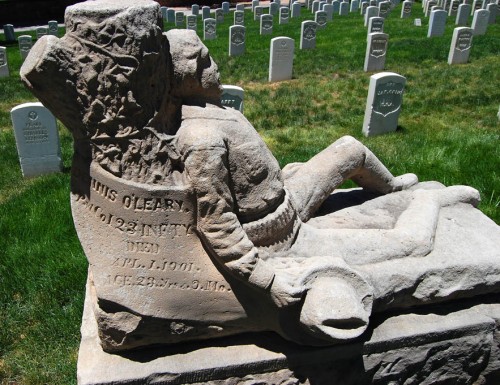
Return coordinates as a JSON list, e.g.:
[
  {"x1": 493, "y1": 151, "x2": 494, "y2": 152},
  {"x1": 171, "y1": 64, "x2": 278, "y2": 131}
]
[{"x1": 270, "y1": 274, "x2": 303, "y2": 308}]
